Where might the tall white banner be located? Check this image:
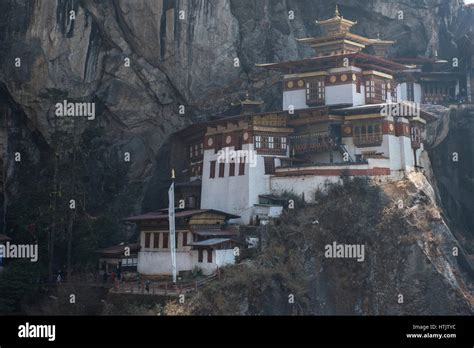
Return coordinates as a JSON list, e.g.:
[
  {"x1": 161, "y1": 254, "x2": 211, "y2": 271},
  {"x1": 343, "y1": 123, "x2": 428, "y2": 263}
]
[{"x1": 168, "y1": 182, "x2": 177, "y2": 283}]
